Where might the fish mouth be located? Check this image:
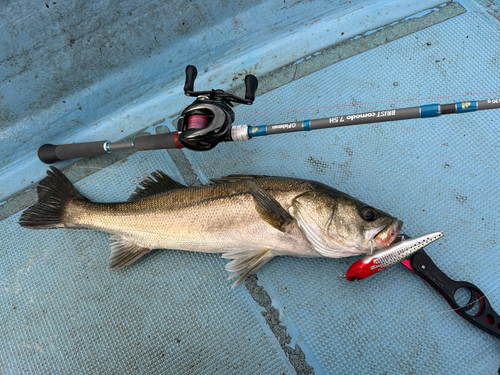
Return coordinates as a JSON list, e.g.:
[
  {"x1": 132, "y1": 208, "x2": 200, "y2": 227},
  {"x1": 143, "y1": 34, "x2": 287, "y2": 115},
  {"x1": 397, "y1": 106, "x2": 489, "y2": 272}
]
[{"x1": 373, "y1": 220, "x2": 403, "y2": 247}]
